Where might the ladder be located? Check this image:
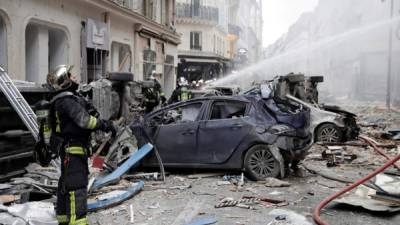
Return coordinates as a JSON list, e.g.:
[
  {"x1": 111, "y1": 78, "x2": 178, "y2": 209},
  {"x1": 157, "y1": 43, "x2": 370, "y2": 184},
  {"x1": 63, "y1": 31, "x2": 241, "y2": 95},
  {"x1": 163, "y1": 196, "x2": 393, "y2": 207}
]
[{"x1": 0, "y1": 66, "x2": 39, "y2": 141}]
